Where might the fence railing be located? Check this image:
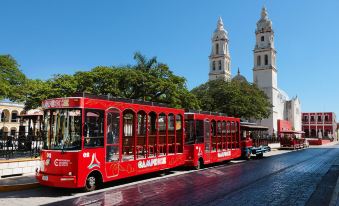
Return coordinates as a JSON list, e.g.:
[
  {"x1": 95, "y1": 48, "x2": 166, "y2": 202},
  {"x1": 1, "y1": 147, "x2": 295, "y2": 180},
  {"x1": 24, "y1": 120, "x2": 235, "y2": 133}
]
[{"x1": 0, "y1": 132, "x2": 45, "y2": 159}]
